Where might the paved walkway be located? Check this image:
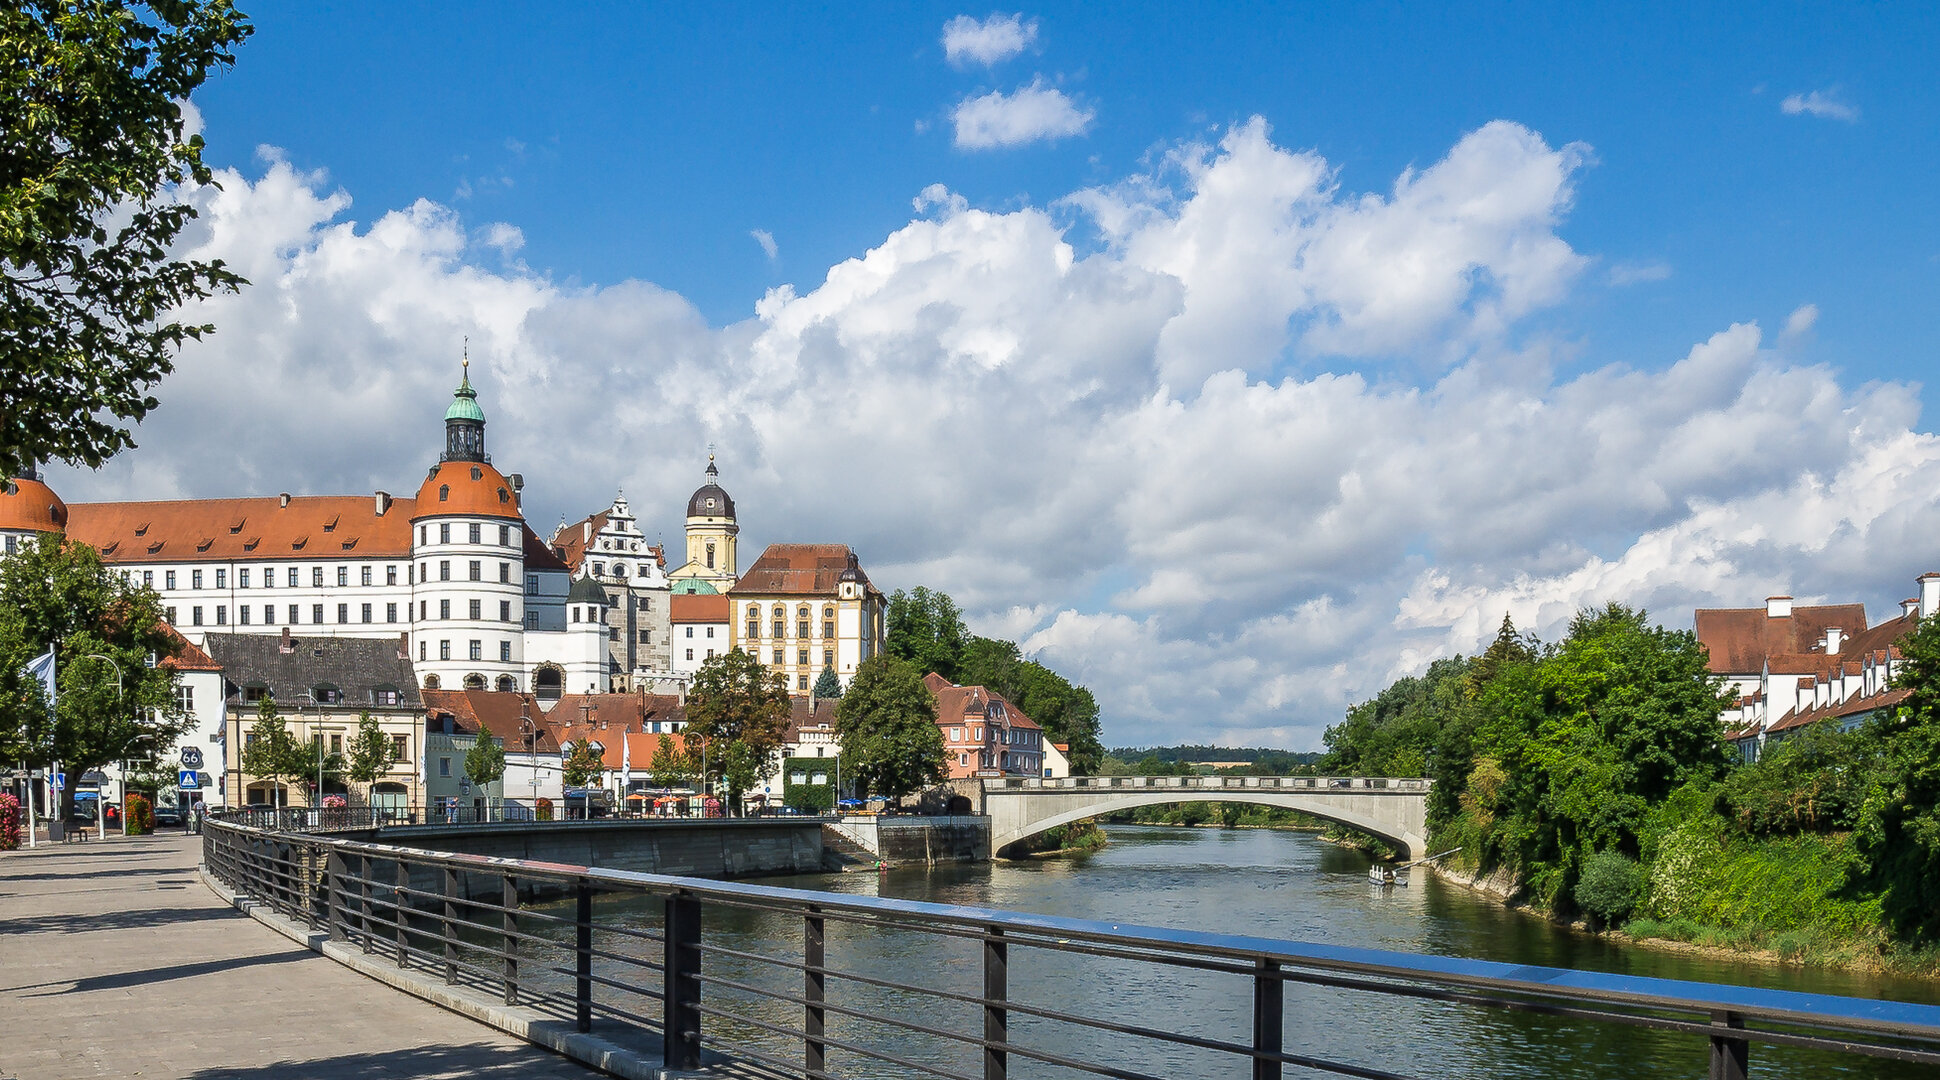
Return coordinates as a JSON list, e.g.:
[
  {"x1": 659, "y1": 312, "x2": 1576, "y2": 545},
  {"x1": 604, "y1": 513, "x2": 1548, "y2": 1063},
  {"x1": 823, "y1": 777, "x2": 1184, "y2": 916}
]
[{"x1": 1, "y1": 833, "x2": 604, "y2": 1080}]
